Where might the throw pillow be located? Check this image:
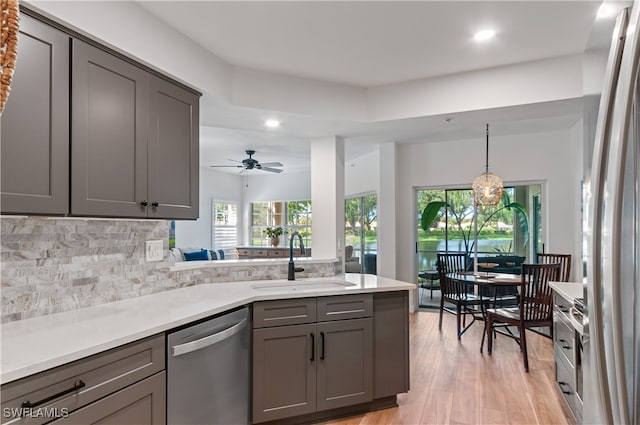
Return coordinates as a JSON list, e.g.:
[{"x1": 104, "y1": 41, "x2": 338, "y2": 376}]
[
  {"x1": 208, "y1": 249, "x2": 226, "y2": 260},
  {"x1": 184, "y1": 249, "x2": 209, "y2": 261}
]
